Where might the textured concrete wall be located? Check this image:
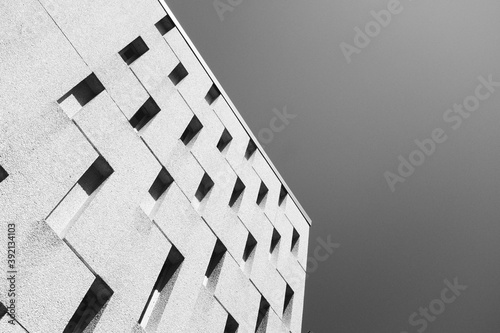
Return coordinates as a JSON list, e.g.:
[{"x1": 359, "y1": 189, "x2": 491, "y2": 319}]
[{"x1": 0, "y1": 1, "x2": 310, "y2": 332}]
